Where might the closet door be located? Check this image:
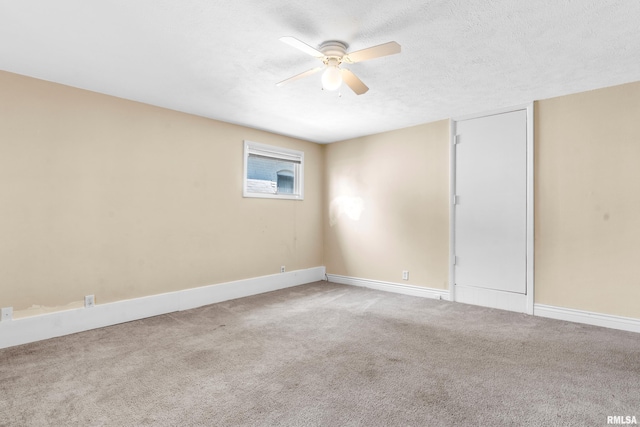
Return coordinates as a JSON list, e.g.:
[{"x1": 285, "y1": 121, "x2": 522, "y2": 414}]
[{"x1": 453, "y1": 108, "x2": 531, "y2": 312}]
